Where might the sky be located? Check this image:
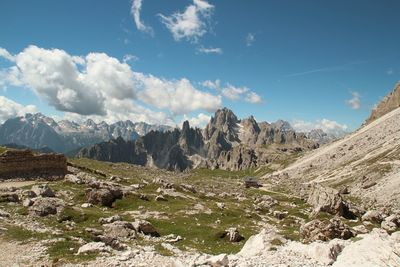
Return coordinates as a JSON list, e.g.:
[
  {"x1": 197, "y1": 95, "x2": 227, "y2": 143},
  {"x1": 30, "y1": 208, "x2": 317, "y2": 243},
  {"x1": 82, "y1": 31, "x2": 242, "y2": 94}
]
[{"x1": 0, "y1": 0, "x2": 400, "y2": 133}]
